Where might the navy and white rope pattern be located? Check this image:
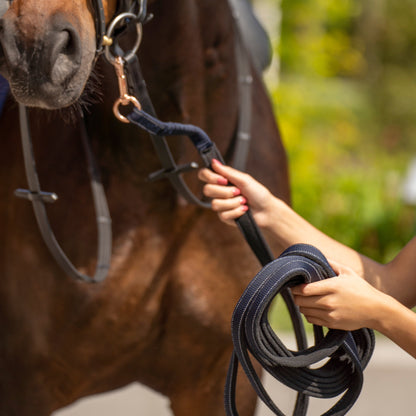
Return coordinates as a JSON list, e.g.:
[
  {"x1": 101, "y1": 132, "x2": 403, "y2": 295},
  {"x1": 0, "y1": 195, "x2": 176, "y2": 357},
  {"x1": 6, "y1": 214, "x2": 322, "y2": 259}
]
[{"x1": 225, "y1": 243, "x2": 375, "y2": 416}]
